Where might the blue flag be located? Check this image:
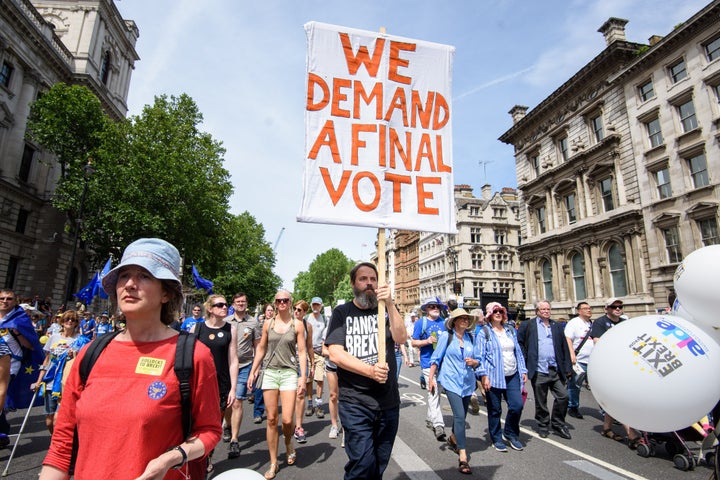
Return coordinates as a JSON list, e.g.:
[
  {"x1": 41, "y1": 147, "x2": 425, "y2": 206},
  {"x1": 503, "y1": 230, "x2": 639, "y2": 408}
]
[
  {"x1": 75, "y1": 273, "x2": 99, "y2": 304},
  {"x1": 3, "y1": 306, "x2": 45, "y2": 409},
  {"x1": 192, "y1": 263, "x2": 214, "y2": 294},
  {"x1": 94, "y1": 257, "x2": 112, "y2": 300}
]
